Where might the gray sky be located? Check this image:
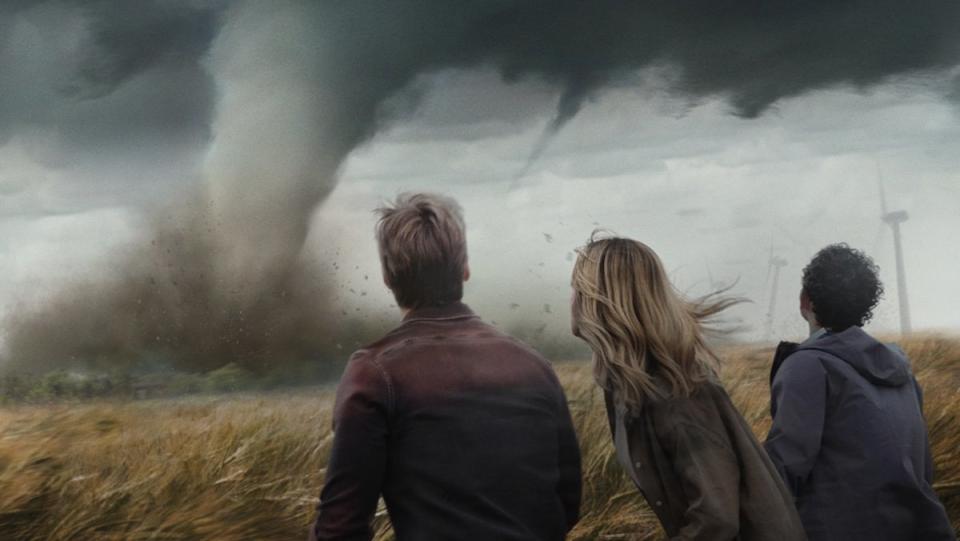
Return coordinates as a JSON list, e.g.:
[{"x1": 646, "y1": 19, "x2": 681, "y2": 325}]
[
  {"x1": 313, "y1": 68, "x2": 960, "y2": 340},
  {"x1": 1, "y1": 1, "x2": 959, "y2": 367}
]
